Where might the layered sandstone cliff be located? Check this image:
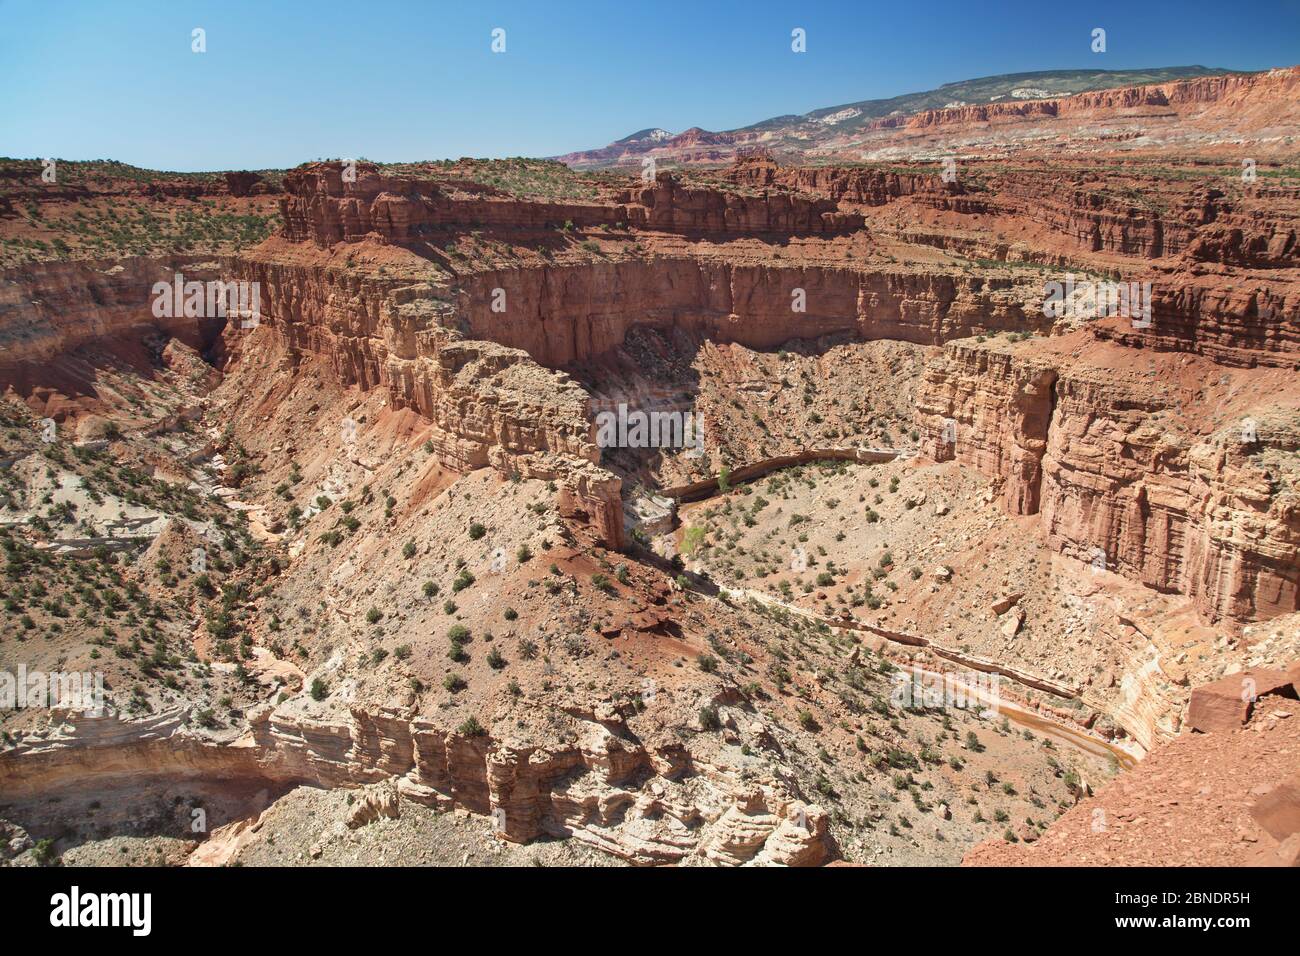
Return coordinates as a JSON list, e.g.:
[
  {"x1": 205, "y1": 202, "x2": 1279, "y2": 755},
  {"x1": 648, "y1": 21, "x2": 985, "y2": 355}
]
[
  {"x1": 880, "y1": 66, "x2": 1300, "y2": 134},
  {"x1": 0, "y1": 703, "x2": 830, "y2": 867},
  {"x1": 225, "y1": 227, "x2": 1061, "y2": 551},
  {"x1": 728, "y1": 153, "x2": 986, "y2": 213},
  {"x1": 280, "y1": 163, "x2": 625, "y2": 245},
  {"x1": 451, "y1": 258, "x2": 1049, "y2": 368},
  {"x1": 280, "y1": 162, "x2": 862, "y2": 247},
  {"x1": 230, "y1": 243, "x2": 626, "y2": 547},
  {"x1": 618, "y1": 170, "x2": 863, "y2": 233},
  {"x1": 917, "y1": 336, "x2": 1300, "y2": 630},
  {"x1": 1095, "y1": 273, "x2": 1300, "y2": 369},
  {"x1": 917, "y1": 343, "x2": 1057, "y2": 515},
  {"x1": 0, "y1": 256, "x2": 222, "y2": 374}
]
